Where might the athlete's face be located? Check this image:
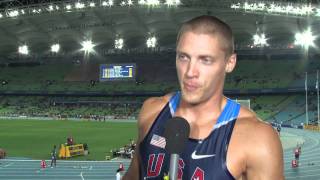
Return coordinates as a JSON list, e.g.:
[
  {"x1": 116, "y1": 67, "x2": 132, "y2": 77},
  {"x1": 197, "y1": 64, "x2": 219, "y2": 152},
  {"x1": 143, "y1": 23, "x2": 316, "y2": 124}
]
[{"x1": 176, "y1": 31, "x2": 236, "y2": 105}]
